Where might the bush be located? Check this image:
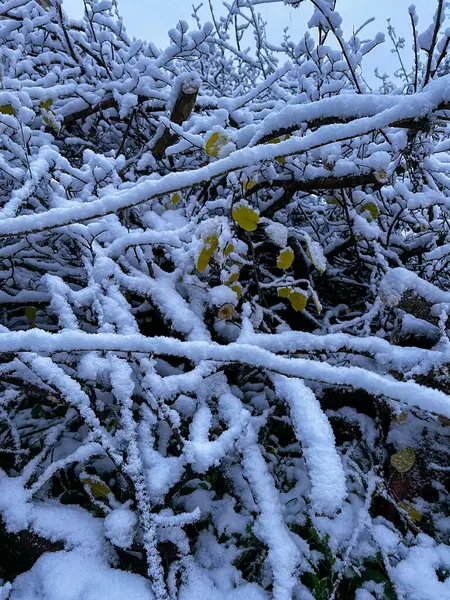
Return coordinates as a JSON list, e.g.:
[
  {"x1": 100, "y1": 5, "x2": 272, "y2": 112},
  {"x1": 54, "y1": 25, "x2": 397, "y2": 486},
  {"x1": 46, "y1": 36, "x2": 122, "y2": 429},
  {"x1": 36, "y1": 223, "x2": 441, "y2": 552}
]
[{"x1": 0, "y1": 1, "x2": 449, "y2": 599}]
